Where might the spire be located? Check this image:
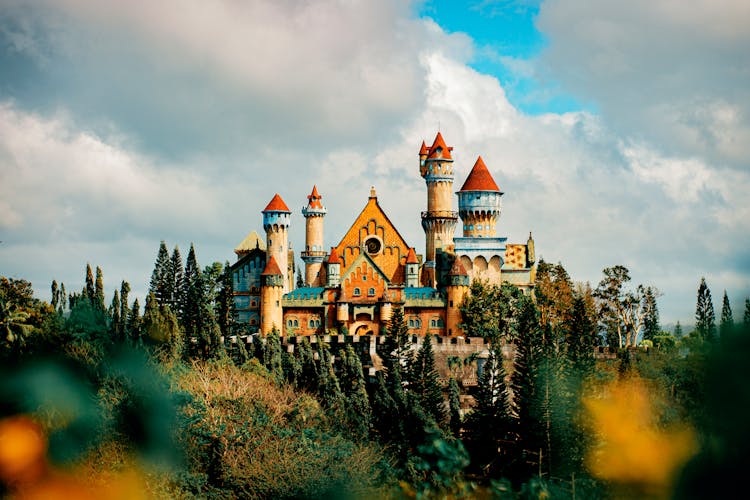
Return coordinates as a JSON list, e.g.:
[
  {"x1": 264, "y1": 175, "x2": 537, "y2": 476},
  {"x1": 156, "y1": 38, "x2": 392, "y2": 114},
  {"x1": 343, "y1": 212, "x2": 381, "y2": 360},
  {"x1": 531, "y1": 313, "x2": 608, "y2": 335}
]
[
  {"x1": 419, "y1": 140, "x2": 429, "y2": 156},
  {"x1": 306, "y1": 185, "x2": 323, "y2": 209},
  {"x1": 427, "y1": 132, "x2": 453, "y2": 160},
  {"x1": 448, "y1": 258, "x2": 468, "y2": 277},
  {"x1": 327, "y1": 246, "x2": 341, "y2": 264},
  {"x1": 369, "y1": 186, "x2": 377, "y2": 199},
  {"x1": 263, "y1": 193, "x2": 291, "y2": 212},
  {"x1": 459, "y1": 156, "x2": 501, "y2": 192},
  {"x1": 261, "y1": 255, "x2": 283, "y2": 276},
  {"x1": 405, "y1": 247, "x2": 418, "y2": 264}
]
